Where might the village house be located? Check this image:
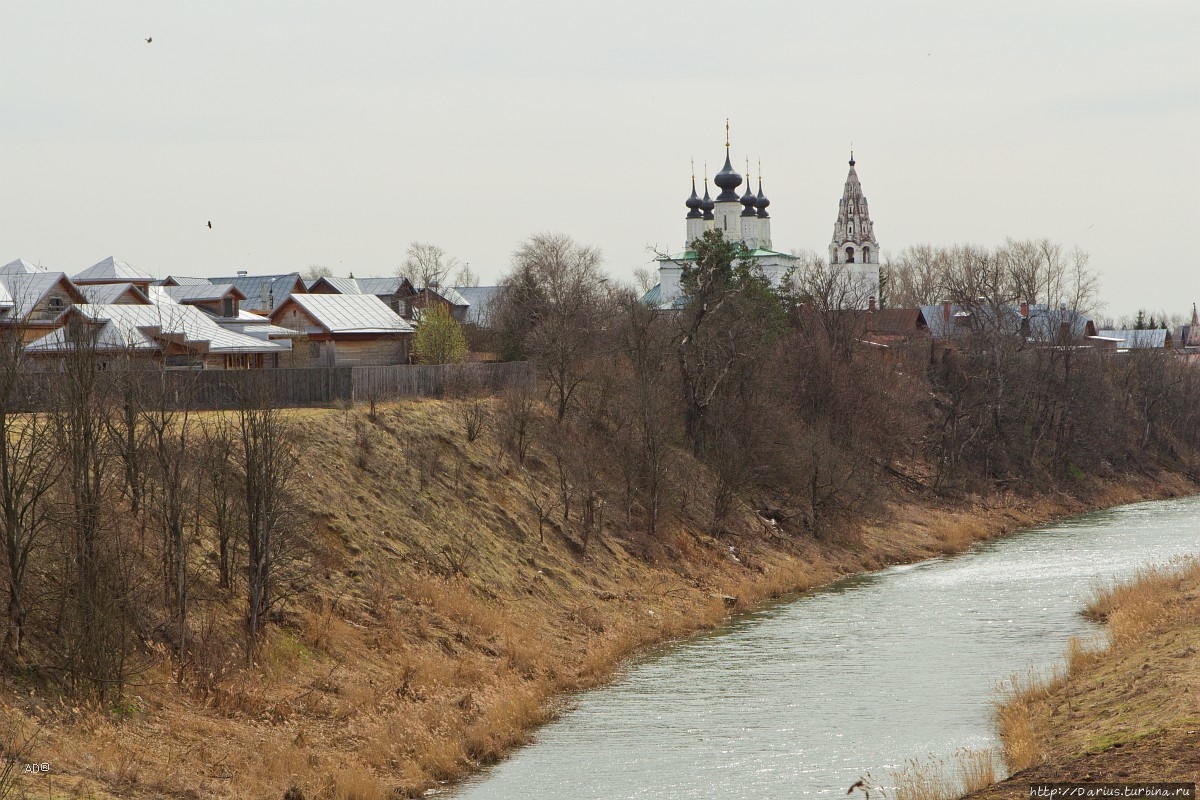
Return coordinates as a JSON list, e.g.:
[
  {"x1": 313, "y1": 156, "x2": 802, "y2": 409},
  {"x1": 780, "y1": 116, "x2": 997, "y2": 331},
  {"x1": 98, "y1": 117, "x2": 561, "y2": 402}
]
[
  {"x1": 206, "y1": 272, "x2": 307, "y2": 315},
  {"x1": 307, "y1": 275, "x2": 420, "y2": 319},
  {"x1": 25, "y1": 303, "x2": 290, "y2": 369},
  {"x1": 921, "y1": 301, "x2": 1100, "y2": 346},
  {"x1": 72, "y1": 256, "x2": 156, "y2": 296},
  {"x1": 0, "y1": 259, "x2": 89, "y2": 342},
  {"x1": 269, "y1": 293, "x2": 414, "y2": 366}
]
